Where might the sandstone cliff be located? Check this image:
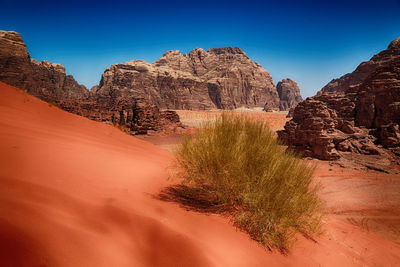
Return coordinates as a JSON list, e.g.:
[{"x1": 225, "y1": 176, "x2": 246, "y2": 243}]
[
  {"x1": 1, "y1": 30, "x2": 304, "y2": 112},
  {"x1": 95, "y1": 47, "x2": 302, "y2": 111},
  {"x1": 276, "y1": 78, "x2": 303, "y2": 111},
  {"x1": 0, "y1": 30, "x2": 307, "y2": 135},
  {"x1": 0, "y1": 30, "x2": 182, "y2": 135},
  {"x1": 0, "y1": 31, "x2": 89, "y2": 102},
  {"x1": 60, "y1": 97, "x2": 183, "y2": 135},
  {"x1": 96, "y1": 60, "x2": 216, "y2": 110},
  {"x1": 278, "y1": 37, "x2": 400, "y2": 173},
  {"x1": 319, "y1": 37, "x2": 400, "y2": 94}
]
